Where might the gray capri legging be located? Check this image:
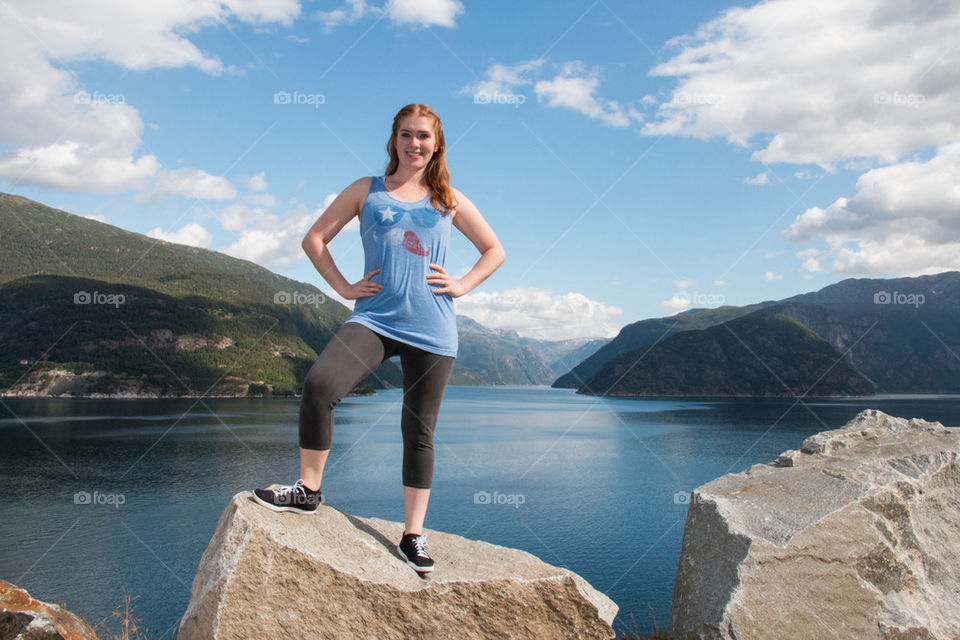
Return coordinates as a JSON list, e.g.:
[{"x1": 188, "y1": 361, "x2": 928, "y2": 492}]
[{"x1": 298, "y1": 321, "x2": 456, "y2": 489}]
